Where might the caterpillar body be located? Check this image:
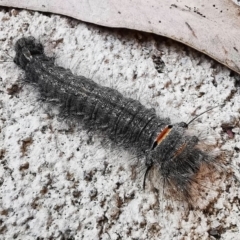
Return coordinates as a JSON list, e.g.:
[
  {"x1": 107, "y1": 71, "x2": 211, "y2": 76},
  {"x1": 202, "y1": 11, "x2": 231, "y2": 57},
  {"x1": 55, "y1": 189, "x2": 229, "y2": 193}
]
[{"x1": 14, "y1": 37, "x2": 217, "y2": 205}]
